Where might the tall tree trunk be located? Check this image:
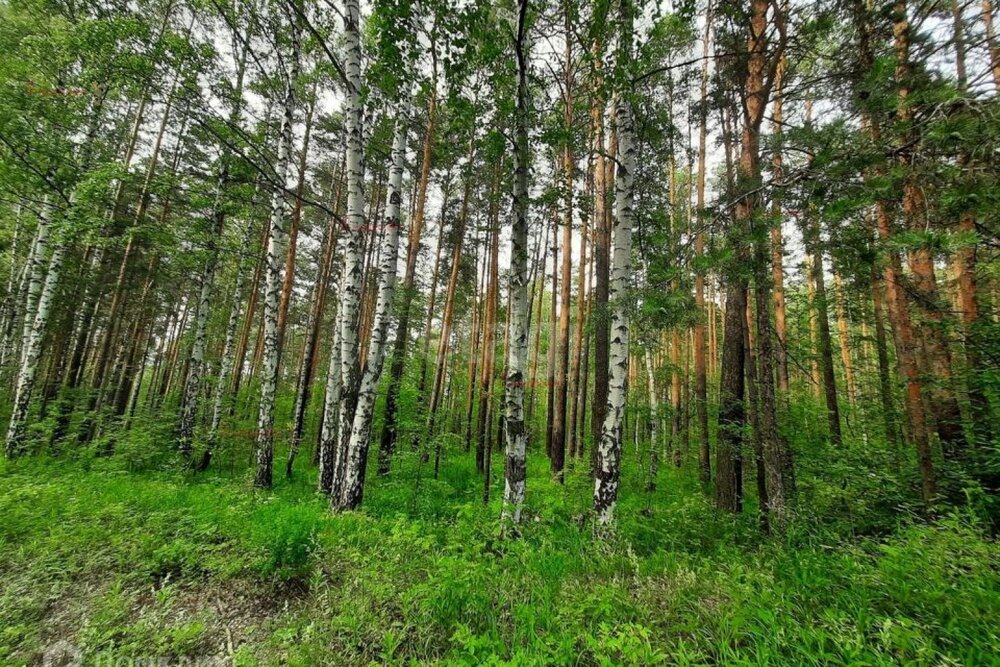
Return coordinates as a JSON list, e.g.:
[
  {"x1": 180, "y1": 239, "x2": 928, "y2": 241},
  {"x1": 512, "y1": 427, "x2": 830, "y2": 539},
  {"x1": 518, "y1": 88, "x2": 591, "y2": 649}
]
[
  {"x1": 594, "y1": 0, "x2": 635, "y2": 527},
  {"x1": 526, "y1": 216, "x2": 551, "y2": 423},
  {"x1": 328, "y1": 0, "x2": 367, "y2": 504},
  {"x1": 717, "y1": 4, "x2": 786, "y2": 514},
  {"x1": 551, "y1": 0, "x2": 574, "y2": 482},
  {"x1": 337, "y1": 115, "x2": 408, "y2": 510},
  {"x1": 417, "y1": 190, "x2": 450, "y2": 399},
  {"x1": 6, "y1": 210, "x2": 67, "y2": 457},
  {"x1": 590, "y1": 13, "x2": 611, "y2": 469},
  {"x1": 870, "y1": 264, "x2": 900, "y2": 448},
  {"x1": 807, "y1": 232, "x2": 843, "y2": 446},
  {"x1": 286, "y1": 214, "x2": 339, "y2": 477},
  {"x1": 475, "y1": 169, "x2": 502, "y2": 475},
  {"x1": 501, "y1": 0, "x2": 531, "y2": 532},
  {"x1": 463, "y1": 228, "x2": 487, "y2": 447},
  {"x1": 770, "y1": 53, "x2": 789, "y2": 397},
  {"x1": 429, "y1": 144, "x2": 475, "y2": 469},
  {"x1": 15, "y1": 200, "x2": 53, "y2": 371},
  {"x1": 833, "y1": 273, "x2": 856, "y2": 404},
  {"x1": 318, "y1": 299, "x2": 341, "y2": 494},
  {"x1": 200, "y1": 228, "x2": 253, "y2": 471},
  {"x1": 644, "y1": 346, "x2": 660, "y2": 493},
  {"x1": 275, "y1": 88, "x2": 317, "y2": 361},
  {"x1": 894, "y1": 0, "x2": 968, "y2": 460},
  {"x1": 545, "y1": 205, "x2": 558, "y2": 459},
  {"x1": 853, "y1": 0, "x2": 936, "y2": 501},
  {"x1": 253, "y1": 21, "x2": 300, "y2": 489},
  {"x1": 694, "y1": 0, "x2": 713, "y2": 484},
  {"x1": 378, "y1": 45, "x2": 439, "y2": 473},
  {"x1": 983, "y1": 0, "x2": 1000, "y2": 89},
  {"x1": 231, "y1": 222, "x2": 268, "y2": 402}
]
